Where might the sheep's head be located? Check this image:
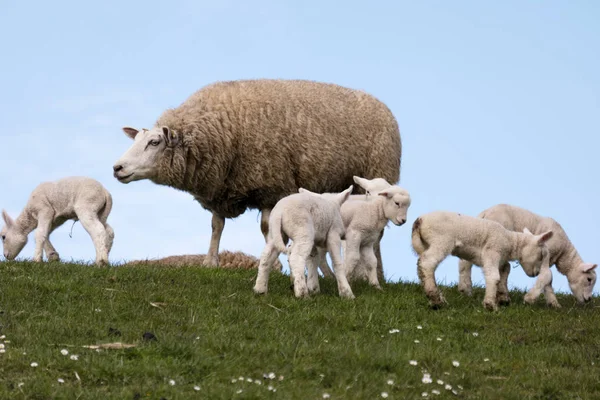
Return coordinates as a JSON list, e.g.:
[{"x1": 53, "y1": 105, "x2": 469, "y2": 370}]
[
  {"x1": 378, "y1": 187, "x2": 411, "y2": 226},
  {"x1": 113, "y1": 126, "x2": 180, "y2": 184},
  {"x1": 1, "y1": 210, "x2": 28, "y2": 260},
  {"x1": 567, "y1": 263, "x2": 597, "y2": 303},
  {"x1": 518, "y1": 228, "x2": 553, "y2": 277},
  {"x1": 353, "y1": 176, "x2": 391, "y2": 196}
]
